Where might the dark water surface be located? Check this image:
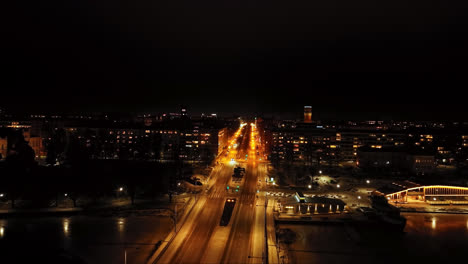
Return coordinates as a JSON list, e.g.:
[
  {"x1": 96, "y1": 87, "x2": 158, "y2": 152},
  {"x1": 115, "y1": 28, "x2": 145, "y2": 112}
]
[
  {"x1": 279, "y1": 213, "x2": 468, "y2": 264},
  {"x1": 0, "y1": 215, "x2": 172, "y2": 264}
]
